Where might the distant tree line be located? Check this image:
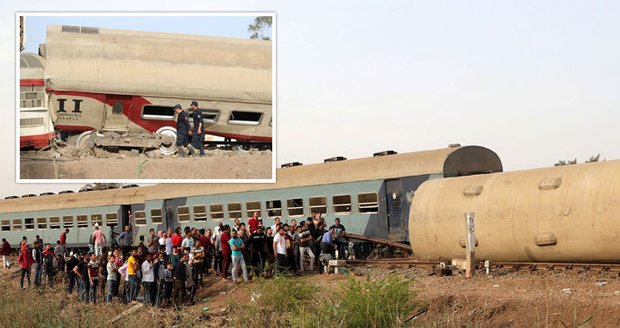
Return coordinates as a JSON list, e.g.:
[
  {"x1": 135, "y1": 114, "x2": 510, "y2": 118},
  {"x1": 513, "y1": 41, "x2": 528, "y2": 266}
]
[{"x1": 248, "y1": 16, "x2": 272, "y2": 40}]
